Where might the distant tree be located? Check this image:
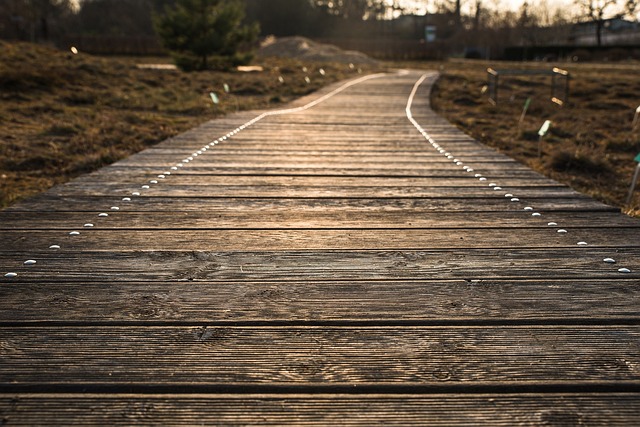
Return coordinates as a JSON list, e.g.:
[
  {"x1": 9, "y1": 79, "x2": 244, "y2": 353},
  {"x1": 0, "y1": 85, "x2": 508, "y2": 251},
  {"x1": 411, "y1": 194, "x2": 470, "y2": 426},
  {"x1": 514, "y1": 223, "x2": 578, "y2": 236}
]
[
  {"x1": 76, "y1": 0, "x2": 159, "y2": 36},
  {"x1": 244, "y1": 0, "x2": 323, "y2": 36},
  {"x1": 154, "y1": 0, "x2": 259, "y2": 71},
  {"x1": 0, "y1": 0, "x2": 74, "y2": 42},
  {"x1": 574, "y1": 0, "x2": 638, "y2": 45},
  {"x1": 312, "y1": 0, "x2": 389, "y2": 20}
]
